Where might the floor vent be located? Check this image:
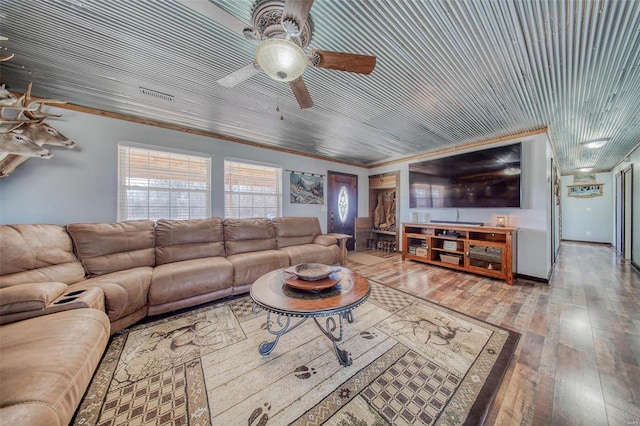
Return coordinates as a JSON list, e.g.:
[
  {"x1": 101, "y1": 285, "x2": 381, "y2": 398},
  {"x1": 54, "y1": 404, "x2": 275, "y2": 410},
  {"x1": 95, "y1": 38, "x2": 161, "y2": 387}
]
[{"x1": 139, "y1": 87, "x2": 174, "y2": 102}]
